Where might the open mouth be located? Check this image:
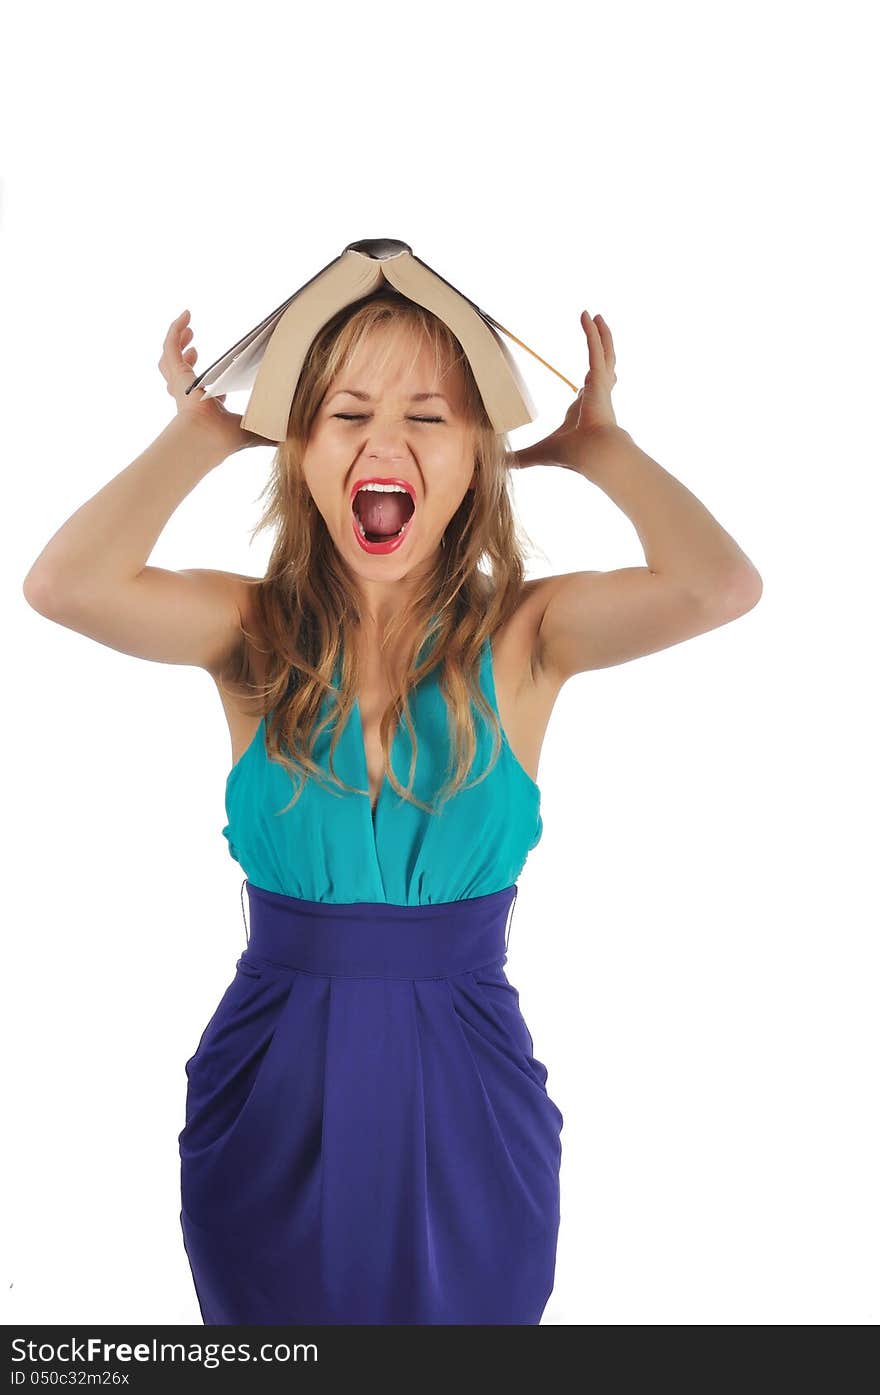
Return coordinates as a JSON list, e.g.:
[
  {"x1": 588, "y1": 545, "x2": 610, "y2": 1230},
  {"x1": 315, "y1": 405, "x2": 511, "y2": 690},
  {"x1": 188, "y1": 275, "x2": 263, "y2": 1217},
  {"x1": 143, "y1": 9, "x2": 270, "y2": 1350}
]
[{"x1": 351, "y1": 480, "x2": 416, "y2": 548}]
